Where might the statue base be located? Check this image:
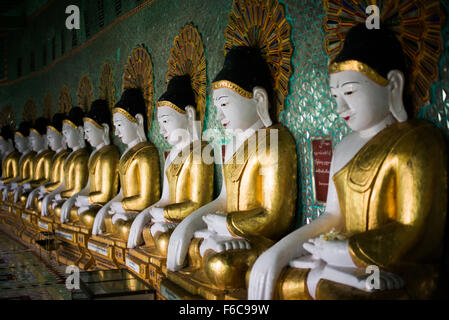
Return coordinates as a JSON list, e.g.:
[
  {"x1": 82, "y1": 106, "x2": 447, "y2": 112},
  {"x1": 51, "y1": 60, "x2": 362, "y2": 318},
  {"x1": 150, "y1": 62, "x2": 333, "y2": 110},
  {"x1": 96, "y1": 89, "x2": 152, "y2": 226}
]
[
  {"x1": 166, "y1": 270, "x2": 247, "y2": 300},
  {"x1": 87, "y1": 234, "x2": 126, "y2": 270},
  {"x1": 127, "y1": 245, "x2": 167, "y2": 291}
]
